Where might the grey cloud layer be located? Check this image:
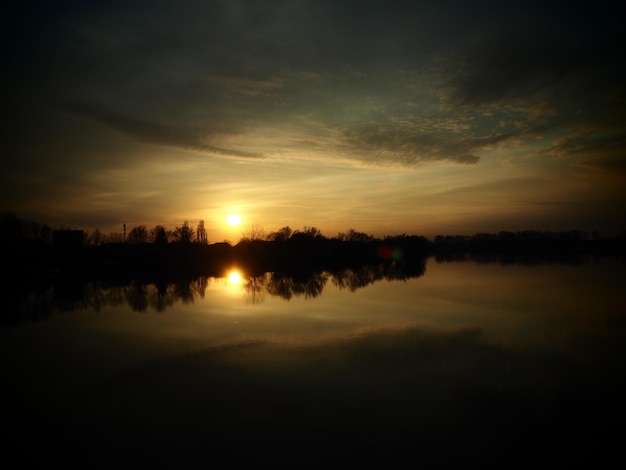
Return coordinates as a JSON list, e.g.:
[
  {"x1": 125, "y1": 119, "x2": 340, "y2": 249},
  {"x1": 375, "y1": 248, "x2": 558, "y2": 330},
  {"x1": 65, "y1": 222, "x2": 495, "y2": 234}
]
[
  {"x1": 69, "y1": 102, "x2": 264, "y2": 159},
  {"x1": 338, "y1": 125, "x2": 492, "y2": 165},
  {"x1": 442, "y1": 29, "x2": 626, "y2": 169},
  {"x1": 3, "y1": 0, "x2": 625, "y2": 170}
]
